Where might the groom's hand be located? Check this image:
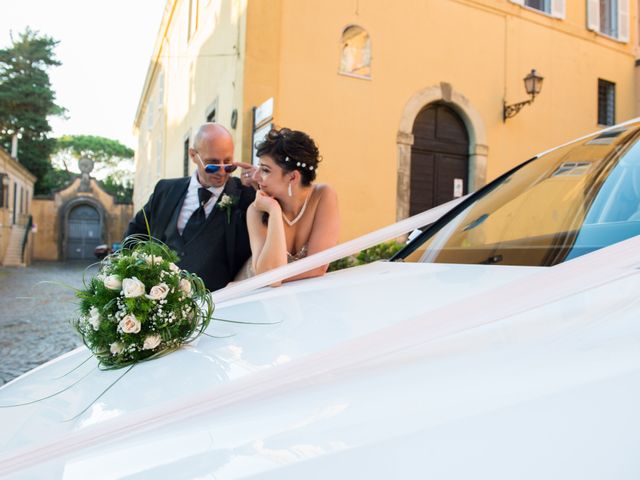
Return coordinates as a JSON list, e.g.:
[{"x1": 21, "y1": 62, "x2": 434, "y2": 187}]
[{"x1": 233, "y1": 162, "x2": 259, "y2": 190}]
